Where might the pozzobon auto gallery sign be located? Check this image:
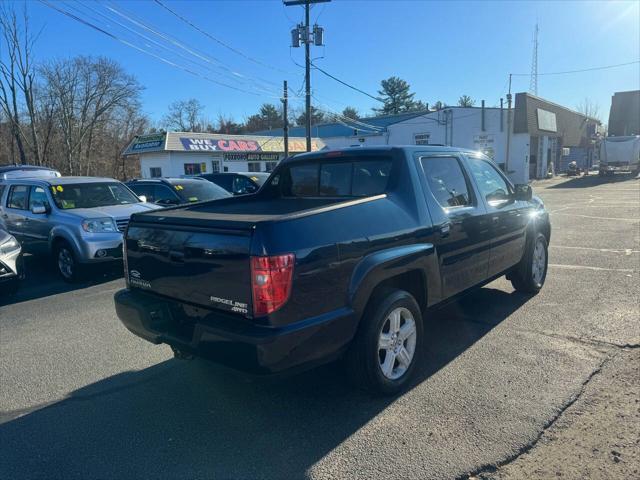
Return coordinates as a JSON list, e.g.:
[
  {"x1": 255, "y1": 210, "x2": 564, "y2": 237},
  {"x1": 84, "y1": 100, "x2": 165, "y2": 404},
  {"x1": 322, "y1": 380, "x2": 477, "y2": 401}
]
[{"x1": 179, "y1": 137, "x2": 322, "y2": 153}]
